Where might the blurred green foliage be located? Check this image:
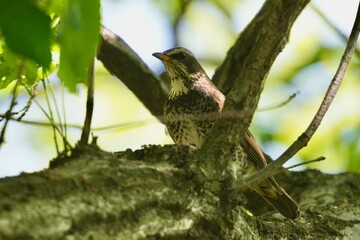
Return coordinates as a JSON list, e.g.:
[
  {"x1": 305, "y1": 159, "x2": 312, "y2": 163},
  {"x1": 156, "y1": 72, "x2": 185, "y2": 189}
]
[
  {"x1": 0, "y1": 0, "x2": 51, "y2": 69},
  {"x1": 57, "y1": 0, "x2": 101, "y2": 91},
  {"x1": 0, "y1": 0, "x2": 101, "y2": 91},
  {"x1": 0, "y1": 42, "x2": 38, "y2": 89}
]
